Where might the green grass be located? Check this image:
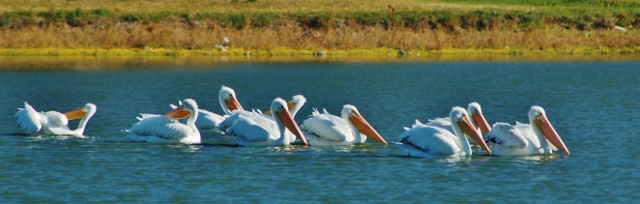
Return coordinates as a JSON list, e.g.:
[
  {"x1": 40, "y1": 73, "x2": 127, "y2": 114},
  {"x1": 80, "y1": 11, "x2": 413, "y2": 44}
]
[{"x1": 2, "y1": 7, "x2": 637, "y2": 30}]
